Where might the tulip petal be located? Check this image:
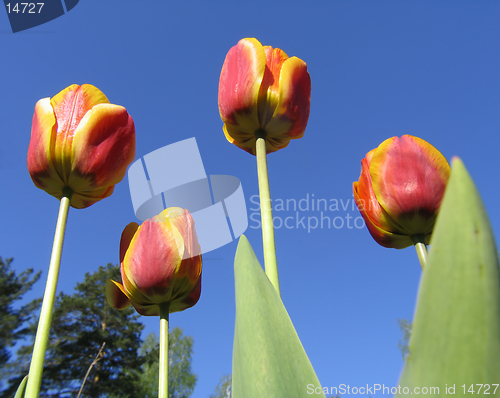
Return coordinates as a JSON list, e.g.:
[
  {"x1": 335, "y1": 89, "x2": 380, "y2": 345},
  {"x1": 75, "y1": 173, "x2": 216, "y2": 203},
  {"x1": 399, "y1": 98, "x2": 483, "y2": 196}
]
[
  {"x1": 219, "y1": 38, "x2": 266, "y2": 134},
  {"x1": 154, "y1": 209, "x2": 186, "y2": 259},
  {"x1": 179, "y1": 254, "x2": 202, "y2": 287},
  {"x1": 123, "y1": 274, "x2": 201, "y2": 316},
  {"x1": 164, "y1": 208, "x2": 201, "y2": 258},
  {"x1": 106, "y1": 279, "x2": 132, "y2": 310},
  {"x1": 51, "y1": 84, "x2": 110, "y2": 184},
  {"x1": 223, "y1": 123, "x2": 291, "y2": 155},
  {"x1": 169, "y1": 275, "x2": 202, "y2": 313},
  {"x1": 64, "y1": 104, "x2": 135, "y2": 208},
  {"x1": 51, "y1": 84, "x2": 109, "y2": 143},
  {"x1": 354, "y1": 180, "x2": 414, "y2": 249},
  {"x1": 257, "y1": 46, "x2": 289, "y2": 128},
  {"x1": 265, "y1": 137, "x2": 291, "y2": 154},
  {"x1": 223, "y1": 124, "x2": 257, "y2": 155},
  {"x1": 129, "y1": 302, "x2": 161, "y2": 316},
  {"x1": 122, "y1": 218, "x2": 183, "y2": 303},
  {"x1": 265, "y1": 56, "x2": 311, "y2": 140},
  {"x1": 370, "y1": 135, "x2": 450, "y2": 235},
  {"x1": 27, "y1": 99, "x2": 65, "y2": 195},
  {"x1": 162, "y1": 208, "x2": 202, "y2": 287},
  {"x1": 120, "y1": 222, "x2": 139, "y2": 264},
  {"x1": 353, "y1": 156, "x2": 394, "y2": 231},
  {"x1": 354, "y1": 156, "x2": 415, "y2": 250},
  {"x1": 120, "y1": 264, "x2": 153, "y2": 305}
]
